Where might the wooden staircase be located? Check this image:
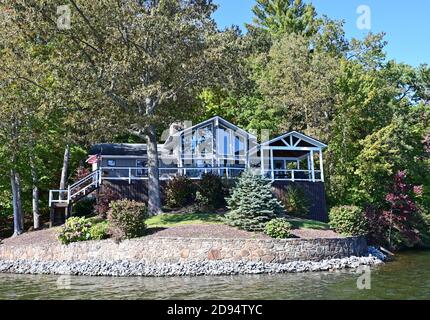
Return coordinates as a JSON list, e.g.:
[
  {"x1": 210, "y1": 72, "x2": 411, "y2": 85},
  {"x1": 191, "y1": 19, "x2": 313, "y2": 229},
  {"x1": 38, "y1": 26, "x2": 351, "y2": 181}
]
[{"x1": 49, "y1": 170, "x2": 102, "y2": 226}]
